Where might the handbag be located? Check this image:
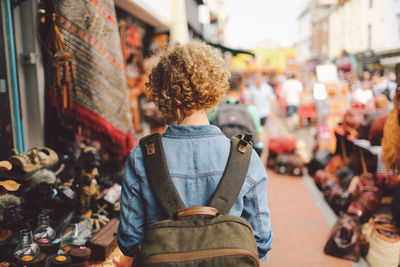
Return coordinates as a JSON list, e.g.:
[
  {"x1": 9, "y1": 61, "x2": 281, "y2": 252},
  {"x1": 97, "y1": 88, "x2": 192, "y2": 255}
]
[
  {"x1": 362, "y1": 214, "x2": 400, "y2": 267},
  {"x1": 347, "y1": 172, "x2": 382, "y2": 223},
  {"x1": 336, "y1": 167, "x2": 354, "y2": 190},
  {"x1": 307, "y1": 149, "x2": 333, "y2": 176},
  {"x1": 324, "y1": 213, "x2": 362, "y2": 262},
  {"x1": 322, "y1": 181, "x2": 351, "y2": 215},
  {"x1": 314, "y1": 169, "x2": 339, "y2": 190}
]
